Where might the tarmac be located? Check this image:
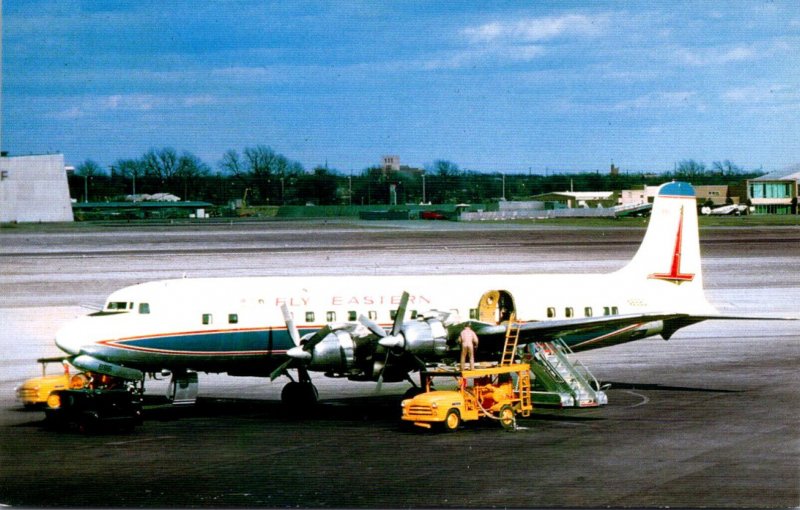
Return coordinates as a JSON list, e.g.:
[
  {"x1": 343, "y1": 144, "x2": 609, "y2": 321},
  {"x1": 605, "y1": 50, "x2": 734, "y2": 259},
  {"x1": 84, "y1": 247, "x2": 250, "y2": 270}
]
[{"x1": 0, "y1": 219, "x2": 798, "y2": 508}]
